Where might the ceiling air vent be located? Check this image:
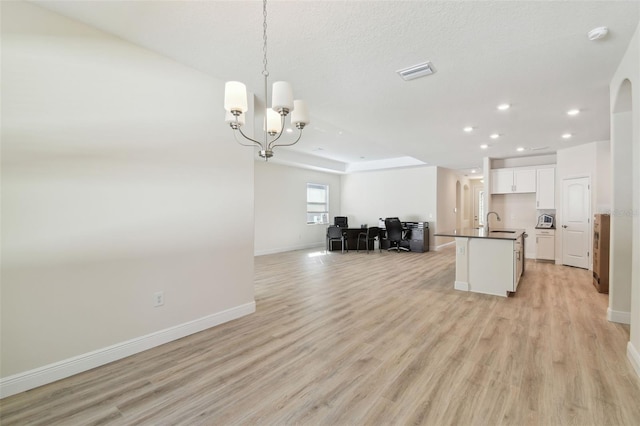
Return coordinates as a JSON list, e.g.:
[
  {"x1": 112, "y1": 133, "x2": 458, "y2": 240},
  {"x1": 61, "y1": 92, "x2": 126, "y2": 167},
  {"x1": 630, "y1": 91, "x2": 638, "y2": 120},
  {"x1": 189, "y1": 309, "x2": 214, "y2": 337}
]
[{"x1": 396, "y1": 61, "x2": 436, "y2": 81}]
